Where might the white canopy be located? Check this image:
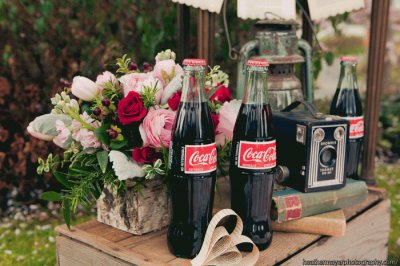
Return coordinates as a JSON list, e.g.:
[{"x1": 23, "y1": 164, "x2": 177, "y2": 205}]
[{"x1": 171, "y1": 0, "x2": 365, "y2": 20}]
